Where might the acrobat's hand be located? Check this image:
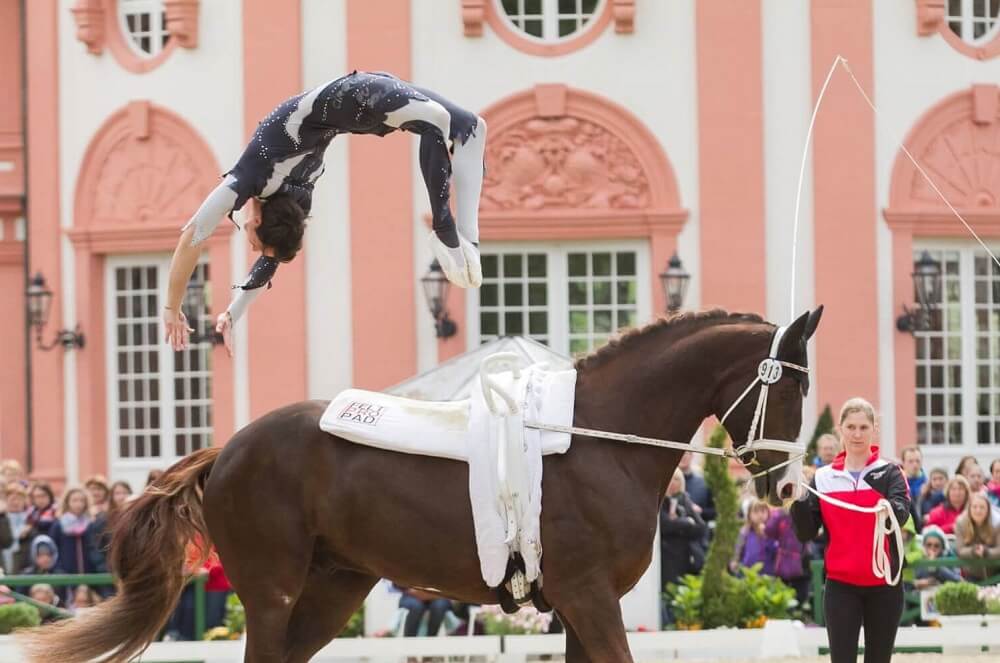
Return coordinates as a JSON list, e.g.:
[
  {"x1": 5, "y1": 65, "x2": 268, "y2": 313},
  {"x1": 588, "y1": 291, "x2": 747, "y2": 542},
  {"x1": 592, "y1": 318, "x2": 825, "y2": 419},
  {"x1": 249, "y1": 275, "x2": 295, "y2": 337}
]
[
  {"x1": 163, "y1": 307, "x2": 193, "y2": 352},
  {"x1": 429, "y1": 231, "x2": 483, "y2": 289},
  {"x1": 216, "y1": 311, "x2": 234, "y2": 358}
]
